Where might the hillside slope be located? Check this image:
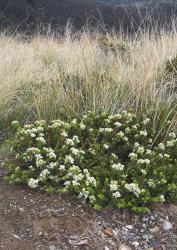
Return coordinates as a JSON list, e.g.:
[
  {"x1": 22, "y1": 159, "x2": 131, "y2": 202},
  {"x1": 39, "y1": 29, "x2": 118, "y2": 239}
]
[{"x1": 0, "y1": 0, "x2": 177, "y2": 32}]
